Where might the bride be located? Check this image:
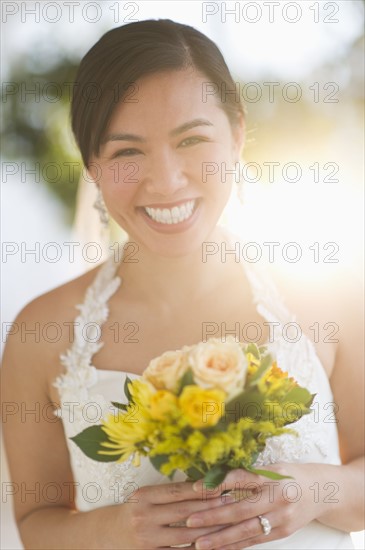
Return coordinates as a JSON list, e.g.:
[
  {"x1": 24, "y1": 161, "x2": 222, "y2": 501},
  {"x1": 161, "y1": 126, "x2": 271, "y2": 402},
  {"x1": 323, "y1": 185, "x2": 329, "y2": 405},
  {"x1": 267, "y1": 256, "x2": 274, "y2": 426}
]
[{"x1": 2, "y1": 19, "x2": 363, "y2": 550}]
